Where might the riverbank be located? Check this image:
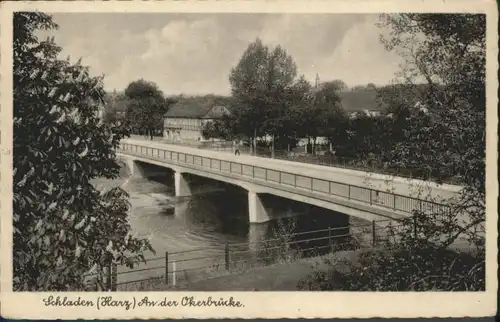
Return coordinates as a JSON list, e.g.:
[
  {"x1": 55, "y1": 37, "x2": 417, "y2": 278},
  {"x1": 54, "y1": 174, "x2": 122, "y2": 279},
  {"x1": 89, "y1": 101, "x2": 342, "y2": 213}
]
[
  {"x1": 116, "y1": 233, "x2": 479, "y2": 292},
  {"x1": 131, "y1": 248, "x2": 380, "y2": 291}
]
